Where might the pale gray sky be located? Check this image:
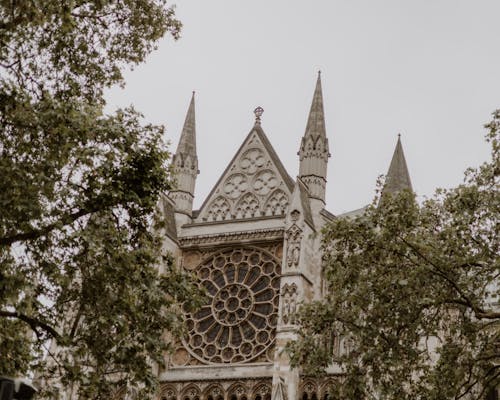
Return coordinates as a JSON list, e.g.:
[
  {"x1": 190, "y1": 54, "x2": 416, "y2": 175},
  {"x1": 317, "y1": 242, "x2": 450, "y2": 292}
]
[{"x1": 105, "y1": 0, "x2": 500, "y2": 215}]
